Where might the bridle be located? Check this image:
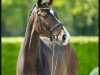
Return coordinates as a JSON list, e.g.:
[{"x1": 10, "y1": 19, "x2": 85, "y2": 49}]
[{"x1": 35, "y1": 4, "x2": 63, "y2": 41}]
